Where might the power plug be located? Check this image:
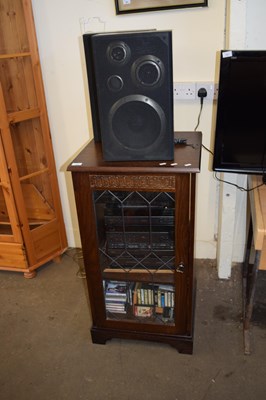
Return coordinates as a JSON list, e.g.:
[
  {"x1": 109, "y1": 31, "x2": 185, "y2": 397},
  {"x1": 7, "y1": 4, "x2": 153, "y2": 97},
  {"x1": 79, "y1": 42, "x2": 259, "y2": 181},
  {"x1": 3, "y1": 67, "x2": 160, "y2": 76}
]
[{"x1": 197, "y1": 87, "x2": 207, "y2": 99}]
